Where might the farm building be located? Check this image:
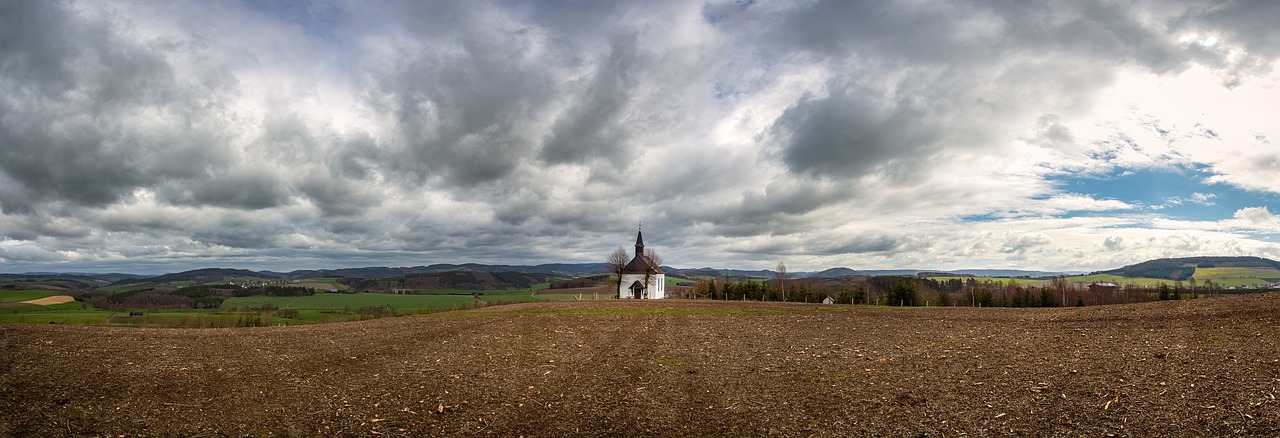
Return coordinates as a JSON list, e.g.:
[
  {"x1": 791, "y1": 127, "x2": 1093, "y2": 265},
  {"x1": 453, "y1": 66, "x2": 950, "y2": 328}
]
[
  {"x1": 1087, "y1": 282, "x2": 1119, "y2": 294},
  {"x1": 618, "y1": 228, "x2": 665, "y2": 299}
]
